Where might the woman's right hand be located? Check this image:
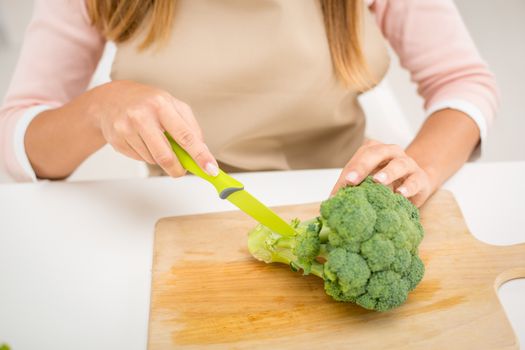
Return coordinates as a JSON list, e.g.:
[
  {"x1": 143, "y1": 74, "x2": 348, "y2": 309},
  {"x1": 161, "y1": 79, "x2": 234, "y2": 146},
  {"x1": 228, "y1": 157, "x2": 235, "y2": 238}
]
[{"x1": 89, "y1": 80, "x2": 219, "y2": 177}]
